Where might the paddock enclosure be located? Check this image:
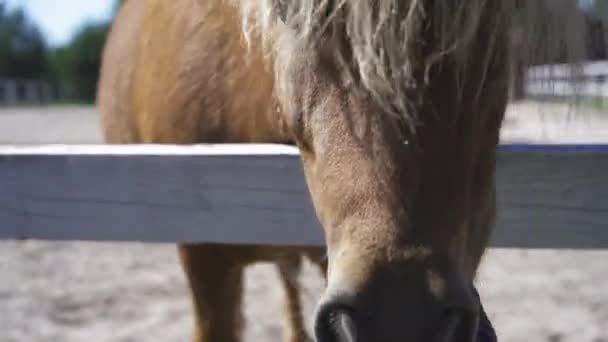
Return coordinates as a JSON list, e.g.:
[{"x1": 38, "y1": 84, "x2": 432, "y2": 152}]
[{"x1": 0, "y1": 102, "x2": 607, "y2": 342}]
